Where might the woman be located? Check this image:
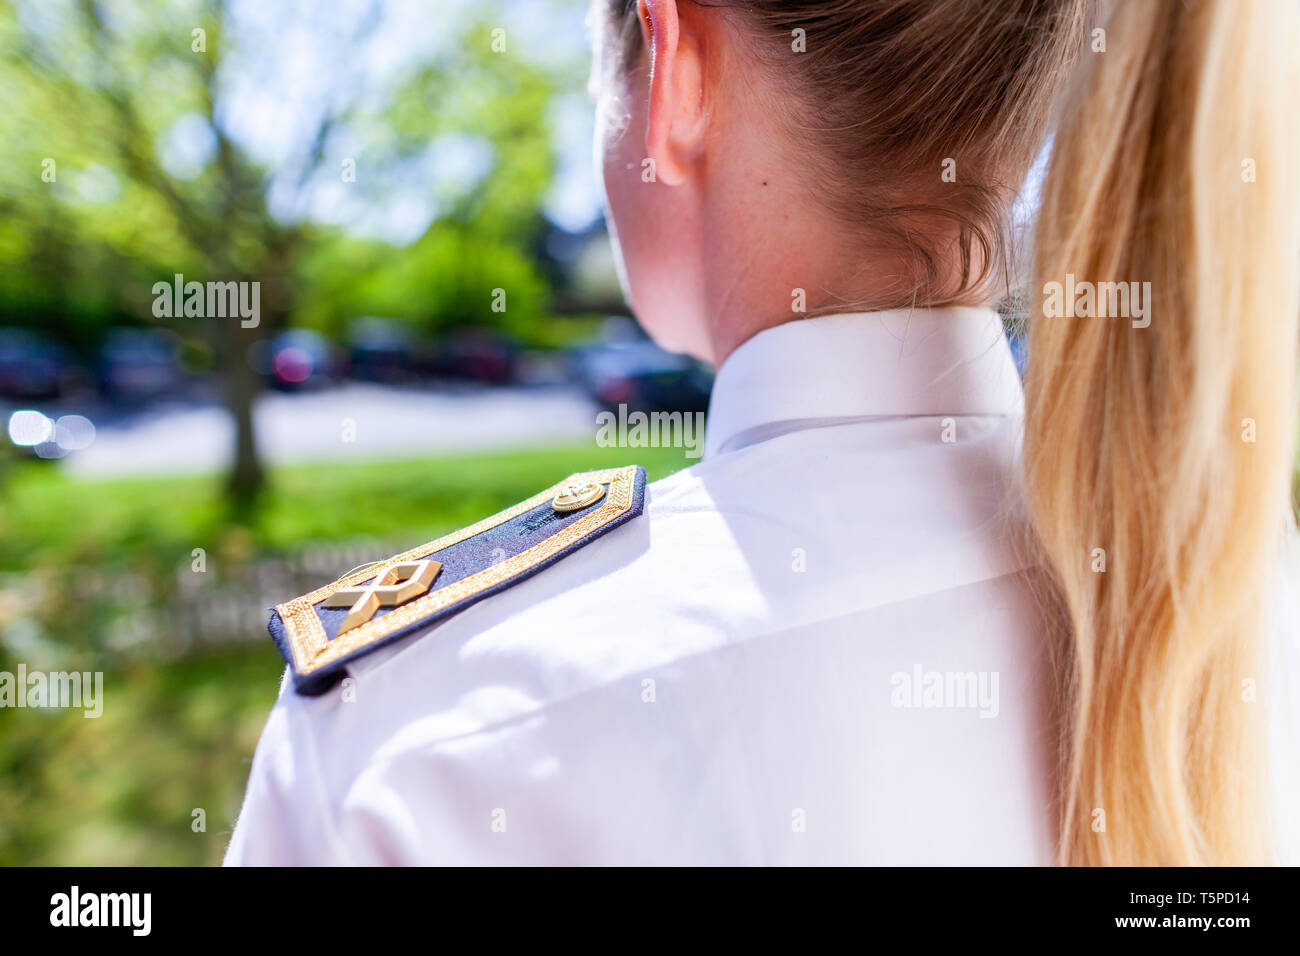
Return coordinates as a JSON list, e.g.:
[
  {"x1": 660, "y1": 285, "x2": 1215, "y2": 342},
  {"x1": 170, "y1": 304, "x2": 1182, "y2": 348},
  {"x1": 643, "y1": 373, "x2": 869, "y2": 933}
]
[{"x1": 228, "y1": 0, "x2": 1300, "y2": 865}]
